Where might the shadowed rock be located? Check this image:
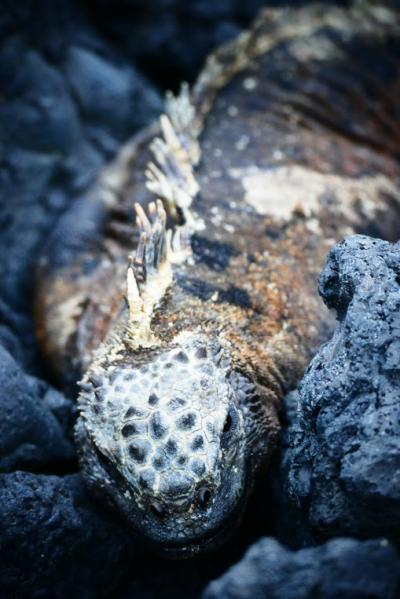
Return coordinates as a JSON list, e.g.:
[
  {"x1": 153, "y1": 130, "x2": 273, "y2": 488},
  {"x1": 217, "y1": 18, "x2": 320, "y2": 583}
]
[
  {"x1": 0, "y1": 472, "x2": 137, "y2": 597},
  {"x1": 0, "y1": 345, "x2": 75, "y2": 473},
  {"x1": 203, "y1": 537, "x2": 400, "y2": 599},
  {"x1": 0, "y1": 4, "x2": 161, "y2": 356},
  {"x1": 276, "y1": 235, "x2": 400, "y2": 545}
]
